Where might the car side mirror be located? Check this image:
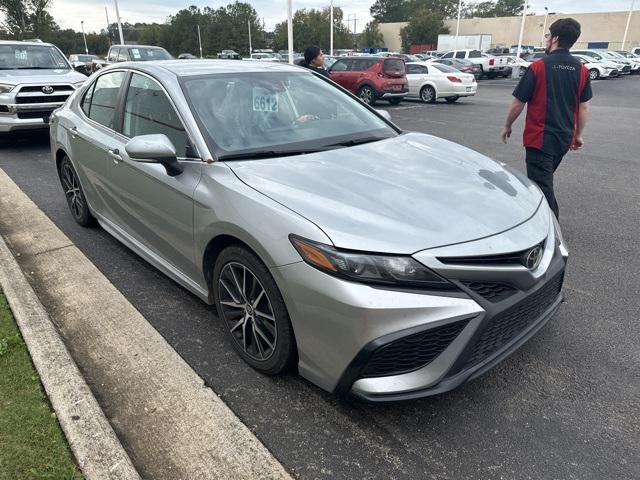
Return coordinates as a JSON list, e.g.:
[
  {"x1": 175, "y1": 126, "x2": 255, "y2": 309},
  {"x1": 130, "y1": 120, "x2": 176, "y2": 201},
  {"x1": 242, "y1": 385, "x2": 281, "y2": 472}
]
[
  {"x1": 125, "y1": 134, "x2": 184, "y2": 177},
  {"x1": 376, "y1": 109, "x2": 392, "y2": 122}
]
